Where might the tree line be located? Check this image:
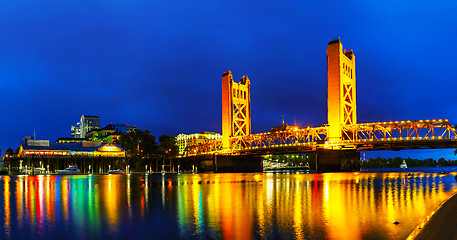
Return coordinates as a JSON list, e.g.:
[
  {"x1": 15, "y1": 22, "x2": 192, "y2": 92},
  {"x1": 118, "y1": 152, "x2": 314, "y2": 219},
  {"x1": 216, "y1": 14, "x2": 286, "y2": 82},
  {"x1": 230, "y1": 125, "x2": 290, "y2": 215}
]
[
  {"x1": 114, "y1": 130, "x2": 179, "y2": 171},
  {"x1": 361, "y1": 157, "x2": 457, "y2": 168}
]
